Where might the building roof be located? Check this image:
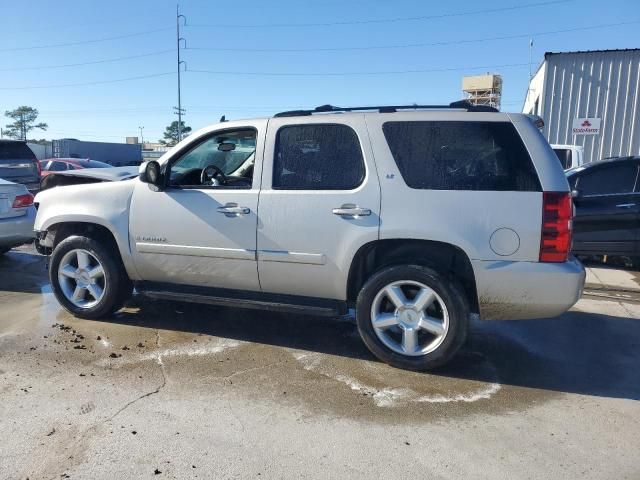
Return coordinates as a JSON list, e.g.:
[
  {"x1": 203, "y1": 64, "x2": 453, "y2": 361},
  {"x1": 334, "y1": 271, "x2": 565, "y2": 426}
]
[{"x1": 545, "y1": 48, "x2": 640, "y2": 58}]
